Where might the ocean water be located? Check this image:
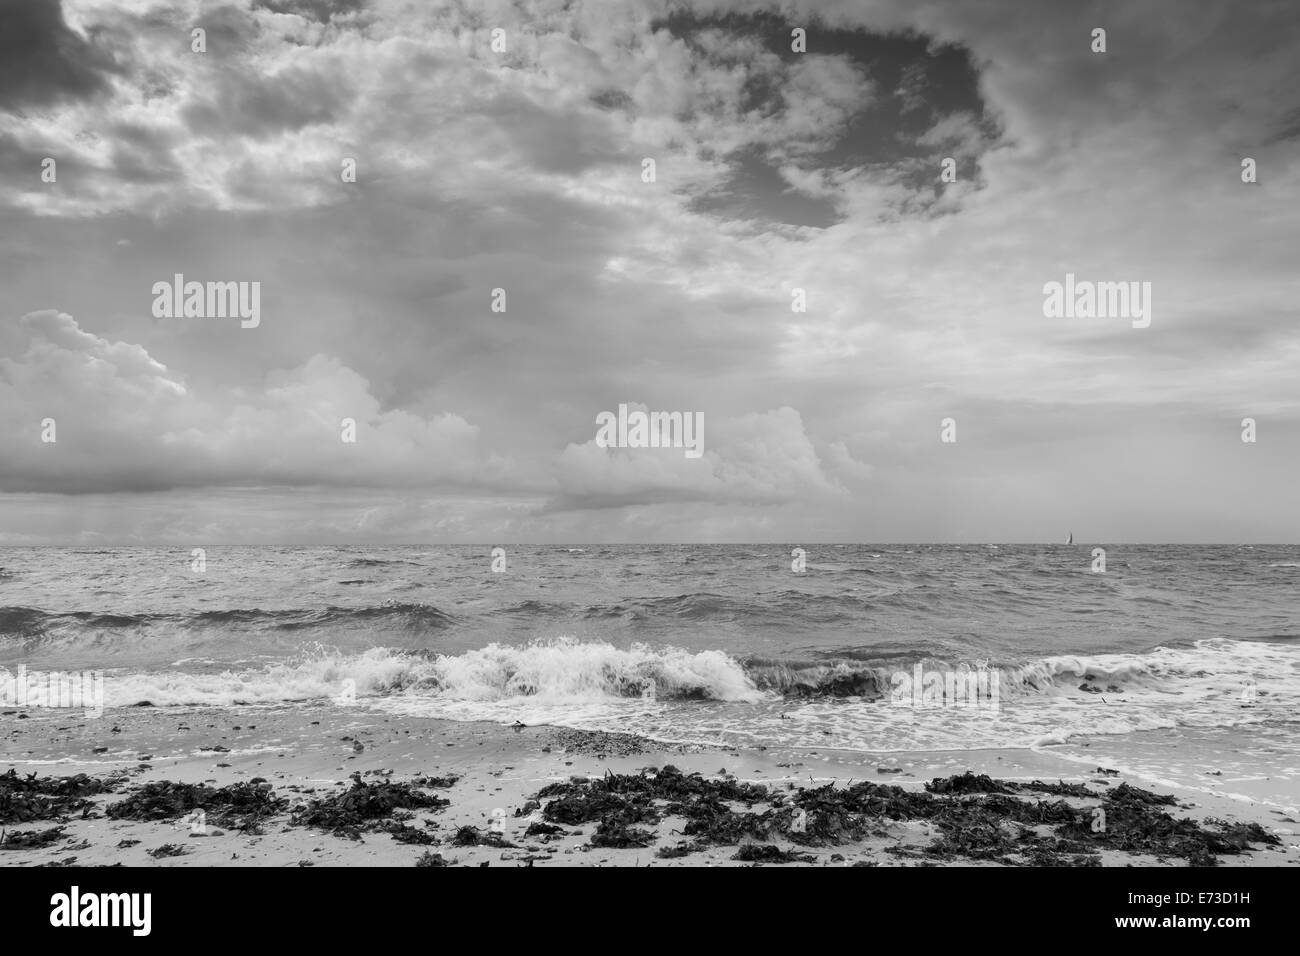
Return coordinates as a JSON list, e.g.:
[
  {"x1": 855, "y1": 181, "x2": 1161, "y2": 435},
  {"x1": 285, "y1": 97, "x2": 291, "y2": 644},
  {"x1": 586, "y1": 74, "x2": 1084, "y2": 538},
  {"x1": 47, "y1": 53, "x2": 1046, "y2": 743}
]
[{"x1": 2, "y1": 544, "x2": 1298, "y2": 773}]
